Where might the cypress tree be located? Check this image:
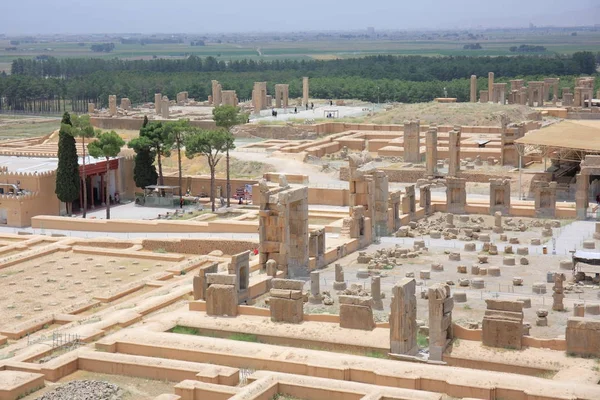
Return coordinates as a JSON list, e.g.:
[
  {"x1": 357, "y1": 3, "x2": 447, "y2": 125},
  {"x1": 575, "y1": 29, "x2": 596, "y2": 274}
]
[
  {"x1": 55, "y1": 112, "x2": 80, "y2": 214},
  {"x1": 132, "y1": 116, "x2": 158, "y2": 189}
]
